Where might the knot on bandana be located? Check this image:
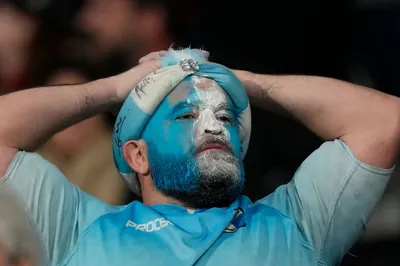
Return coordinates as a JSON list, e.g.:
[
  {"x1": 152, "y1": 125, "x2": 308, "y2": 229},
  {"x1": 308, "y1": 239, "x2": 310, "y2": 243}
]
[{"x1": 112, "y1": 48, "x2": 251, "y2": 196}]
